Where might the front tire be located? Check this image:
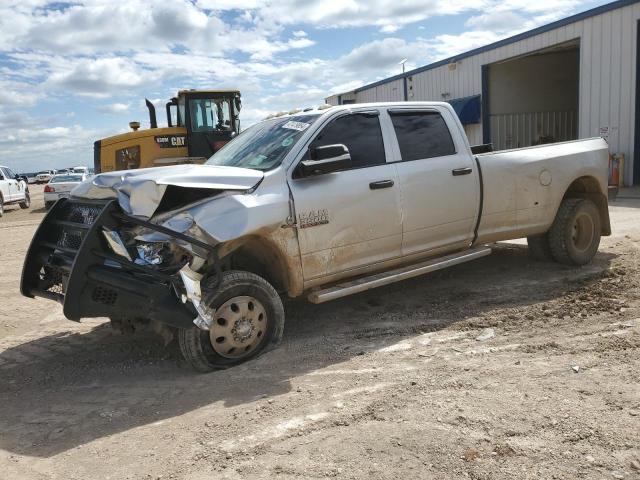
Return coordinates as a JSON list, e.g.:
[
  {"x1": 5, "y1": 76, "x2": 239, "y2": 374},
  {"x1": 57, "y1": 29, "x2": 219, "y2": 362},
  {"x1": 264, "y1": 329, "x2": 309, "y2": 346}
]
[
  {"x1": 0, "y1": 195, "x2": 4, "y2": 217},
  {"x1": 178, "y1": 271, "x2": 285, "y2": 372},
  {"x1": 548, "y1": 198, "x2": 601, "y2": 266}
]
